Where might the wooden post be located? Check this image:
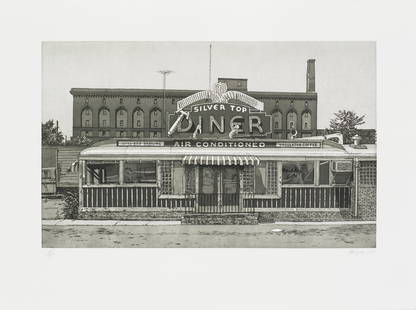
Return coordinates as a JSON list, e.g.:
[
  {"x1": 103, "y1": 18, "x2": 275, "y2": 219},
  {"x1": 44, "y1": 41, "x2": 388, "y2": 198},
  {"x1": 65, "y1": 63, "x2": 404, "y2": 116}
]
[
  {"x1": 239, "y1": 168, "x2": 244, "y2": 212},
  {"x1": 78, "y1": 160, "x2": 84, "y2": 208},
  {"x1": 314, "y1": 161, "x2": 319, "y2": 186},
  {"x1": 195, "y1": 166, "x2": 199, "y2": 212},
  {"x1": 353, "y1": 158, "x2": 359, "y2": 217},
  {"x1": 119, "y1": 160, "x2": 124, "y2": 185}
]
